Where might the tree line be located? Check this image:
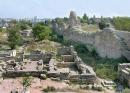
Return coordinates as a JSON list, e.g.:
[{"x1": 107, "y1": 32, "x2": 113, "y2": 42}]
[{"x1": 6, "y1": 15, "x2": 130, "y2": 49}]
